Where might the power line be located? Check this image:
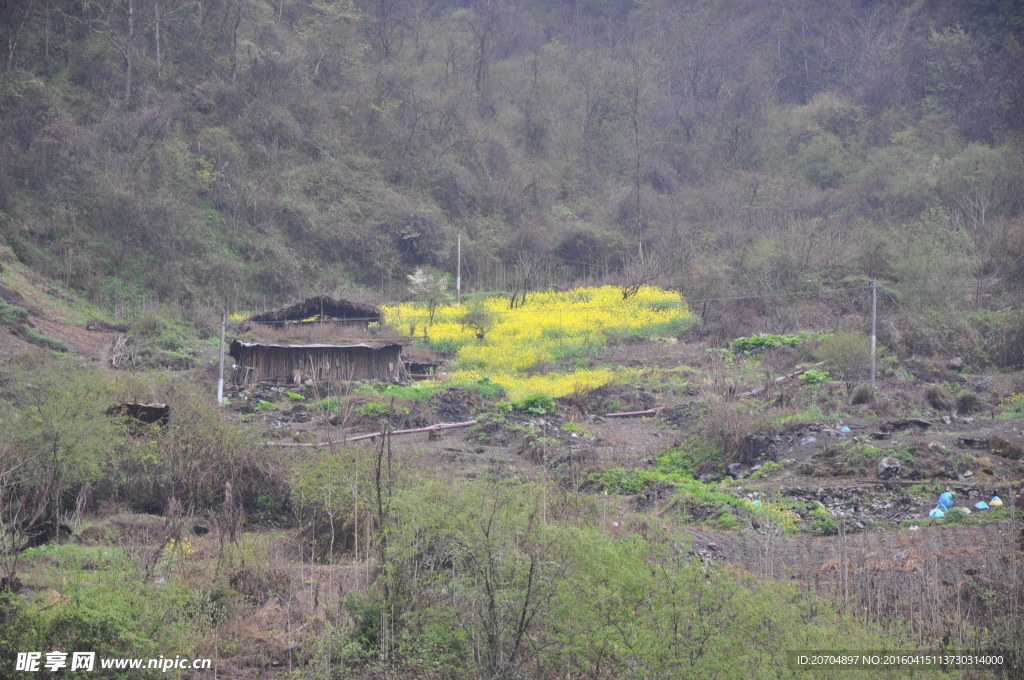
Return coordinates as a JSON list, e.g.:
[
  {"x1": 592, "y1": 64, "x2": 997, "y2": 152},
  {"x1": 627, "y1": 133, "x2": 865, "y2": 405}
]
[
  {"x1": 231, "y1": 281, "x2": 1024, "y2": 323},
  {"x1": 684, "y1": 285, "x2": 872, "y2": 305}
]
